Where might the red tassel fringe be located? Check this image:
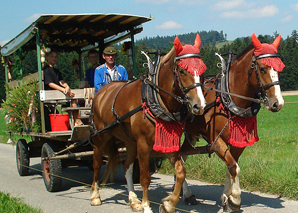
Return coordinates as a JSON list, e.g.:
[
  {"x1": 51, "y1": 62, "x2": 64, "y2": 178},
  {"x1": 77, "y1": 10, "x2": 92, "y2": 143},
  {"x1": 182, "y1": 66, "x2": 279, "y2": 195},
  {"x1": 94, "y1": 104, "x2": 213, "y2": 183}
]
[
  {"x1": 153, "y1": 119, "x2": 184, "y2": 153},
  {"x1": 228, "y1": 116, "x2": 259, "y2": 148}
]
